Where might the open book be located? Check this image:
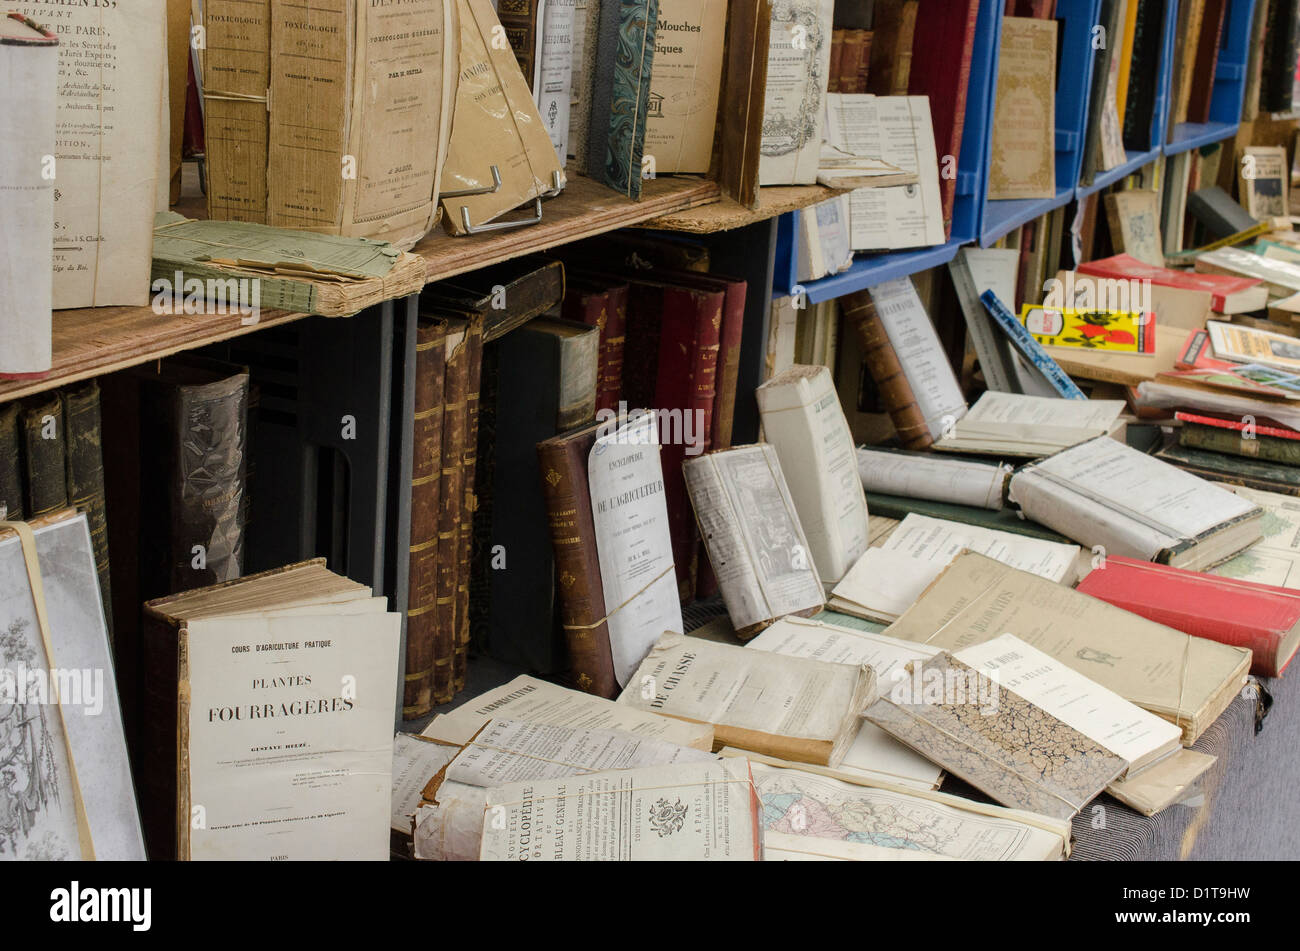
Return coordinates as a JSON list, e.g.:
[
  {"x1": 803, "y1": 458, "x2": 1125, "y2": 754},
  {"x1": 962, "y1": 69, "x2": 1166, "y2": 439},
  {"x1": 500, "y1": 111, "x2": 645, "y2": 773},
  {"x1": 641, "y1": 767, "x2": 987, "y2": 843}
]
[
  {"x1": 1008, "y1": 435, "x2": 1263, "y2": 570},
  {"x1": 934, "y1": 391, "x2": 1127, "y2": 457}
]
